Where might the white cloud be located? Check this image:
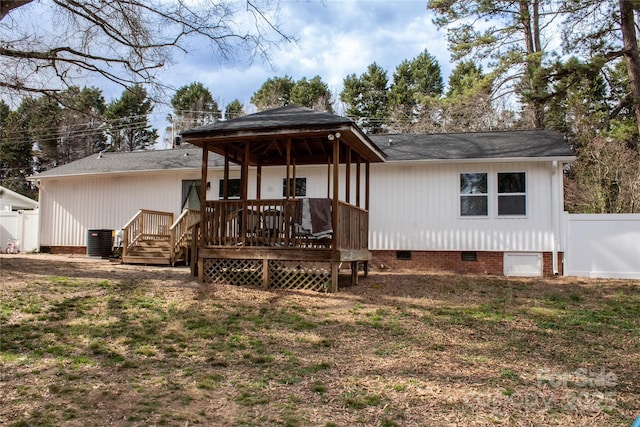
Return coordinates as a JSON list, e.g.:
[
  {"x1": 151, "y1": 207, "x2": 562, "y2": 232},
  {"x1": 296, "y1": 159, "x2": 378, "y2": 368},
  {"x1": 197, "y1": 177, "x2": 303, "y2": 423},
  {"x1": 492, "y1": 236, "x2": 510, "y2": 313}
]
[{"x1": 149, "y1": 1, "x2": 453, "y2": 139}]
